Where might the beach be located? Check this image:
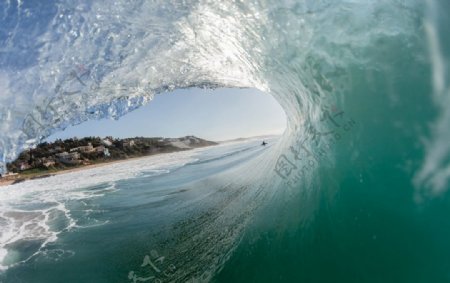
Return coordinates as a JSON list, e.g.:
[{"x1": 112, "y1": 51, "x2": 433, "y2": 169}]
[{"x1": 0, "y1": 154, "x2": 176, "y2": 187}]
